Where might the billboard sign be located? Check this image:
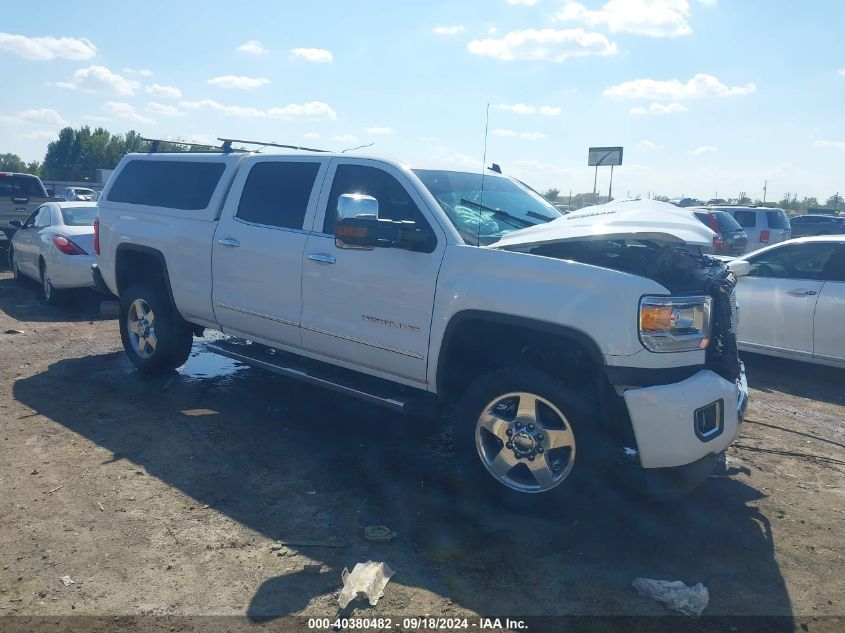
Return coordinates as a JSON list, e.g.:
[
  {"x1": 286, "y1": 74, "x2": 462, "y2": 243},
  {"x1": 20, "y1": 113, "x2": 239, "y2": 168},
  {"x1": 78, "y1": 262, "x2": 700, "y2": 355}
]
[{"x1": 588, "y1": 147, "x2": 623, "y2": 167}]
